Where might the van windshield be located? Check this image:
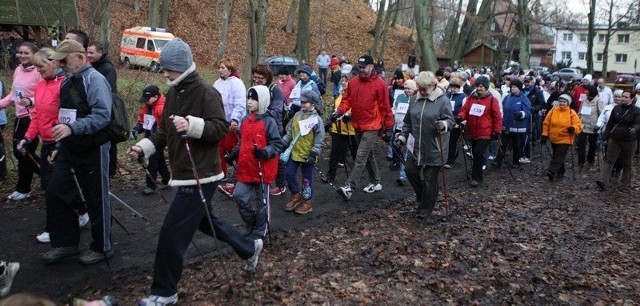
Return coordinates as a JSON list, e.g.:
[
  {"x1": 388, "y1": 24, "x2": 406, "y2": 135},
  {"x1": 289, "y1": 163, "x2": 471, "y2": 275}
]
[{"x1": 155, "y1": 39, "x2": 170, "y2": 51}]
